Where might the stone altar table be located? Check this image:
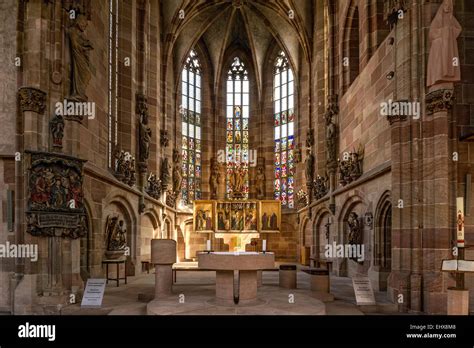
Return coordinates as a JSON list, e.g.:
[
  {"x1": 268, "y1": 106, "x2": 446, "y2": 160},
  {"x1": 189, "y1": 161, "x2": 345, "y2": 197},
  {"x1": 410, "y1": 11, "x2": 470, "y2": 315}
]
[{"x1": 197, "y1": 251, "x2": 275, "y2": 305}]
